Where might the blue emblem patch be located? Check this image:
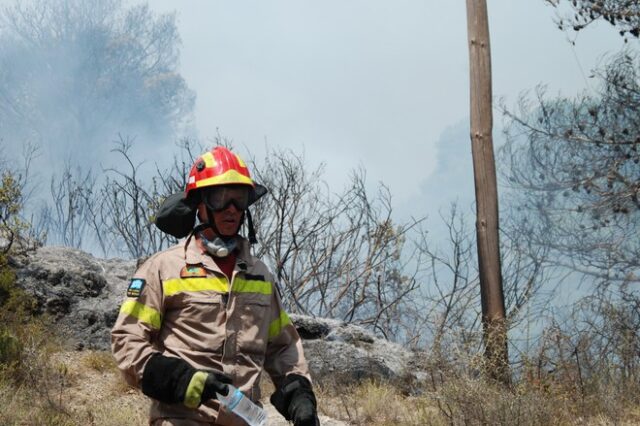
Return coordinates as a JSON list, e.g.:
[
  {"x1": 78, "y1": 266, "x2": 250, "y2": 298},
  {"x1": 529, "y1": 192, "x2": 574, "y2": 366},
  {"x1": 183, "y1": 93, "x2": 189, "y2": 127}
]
[{"x1": 127, "y1": 278, "x2": 145, "y2": 298}]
